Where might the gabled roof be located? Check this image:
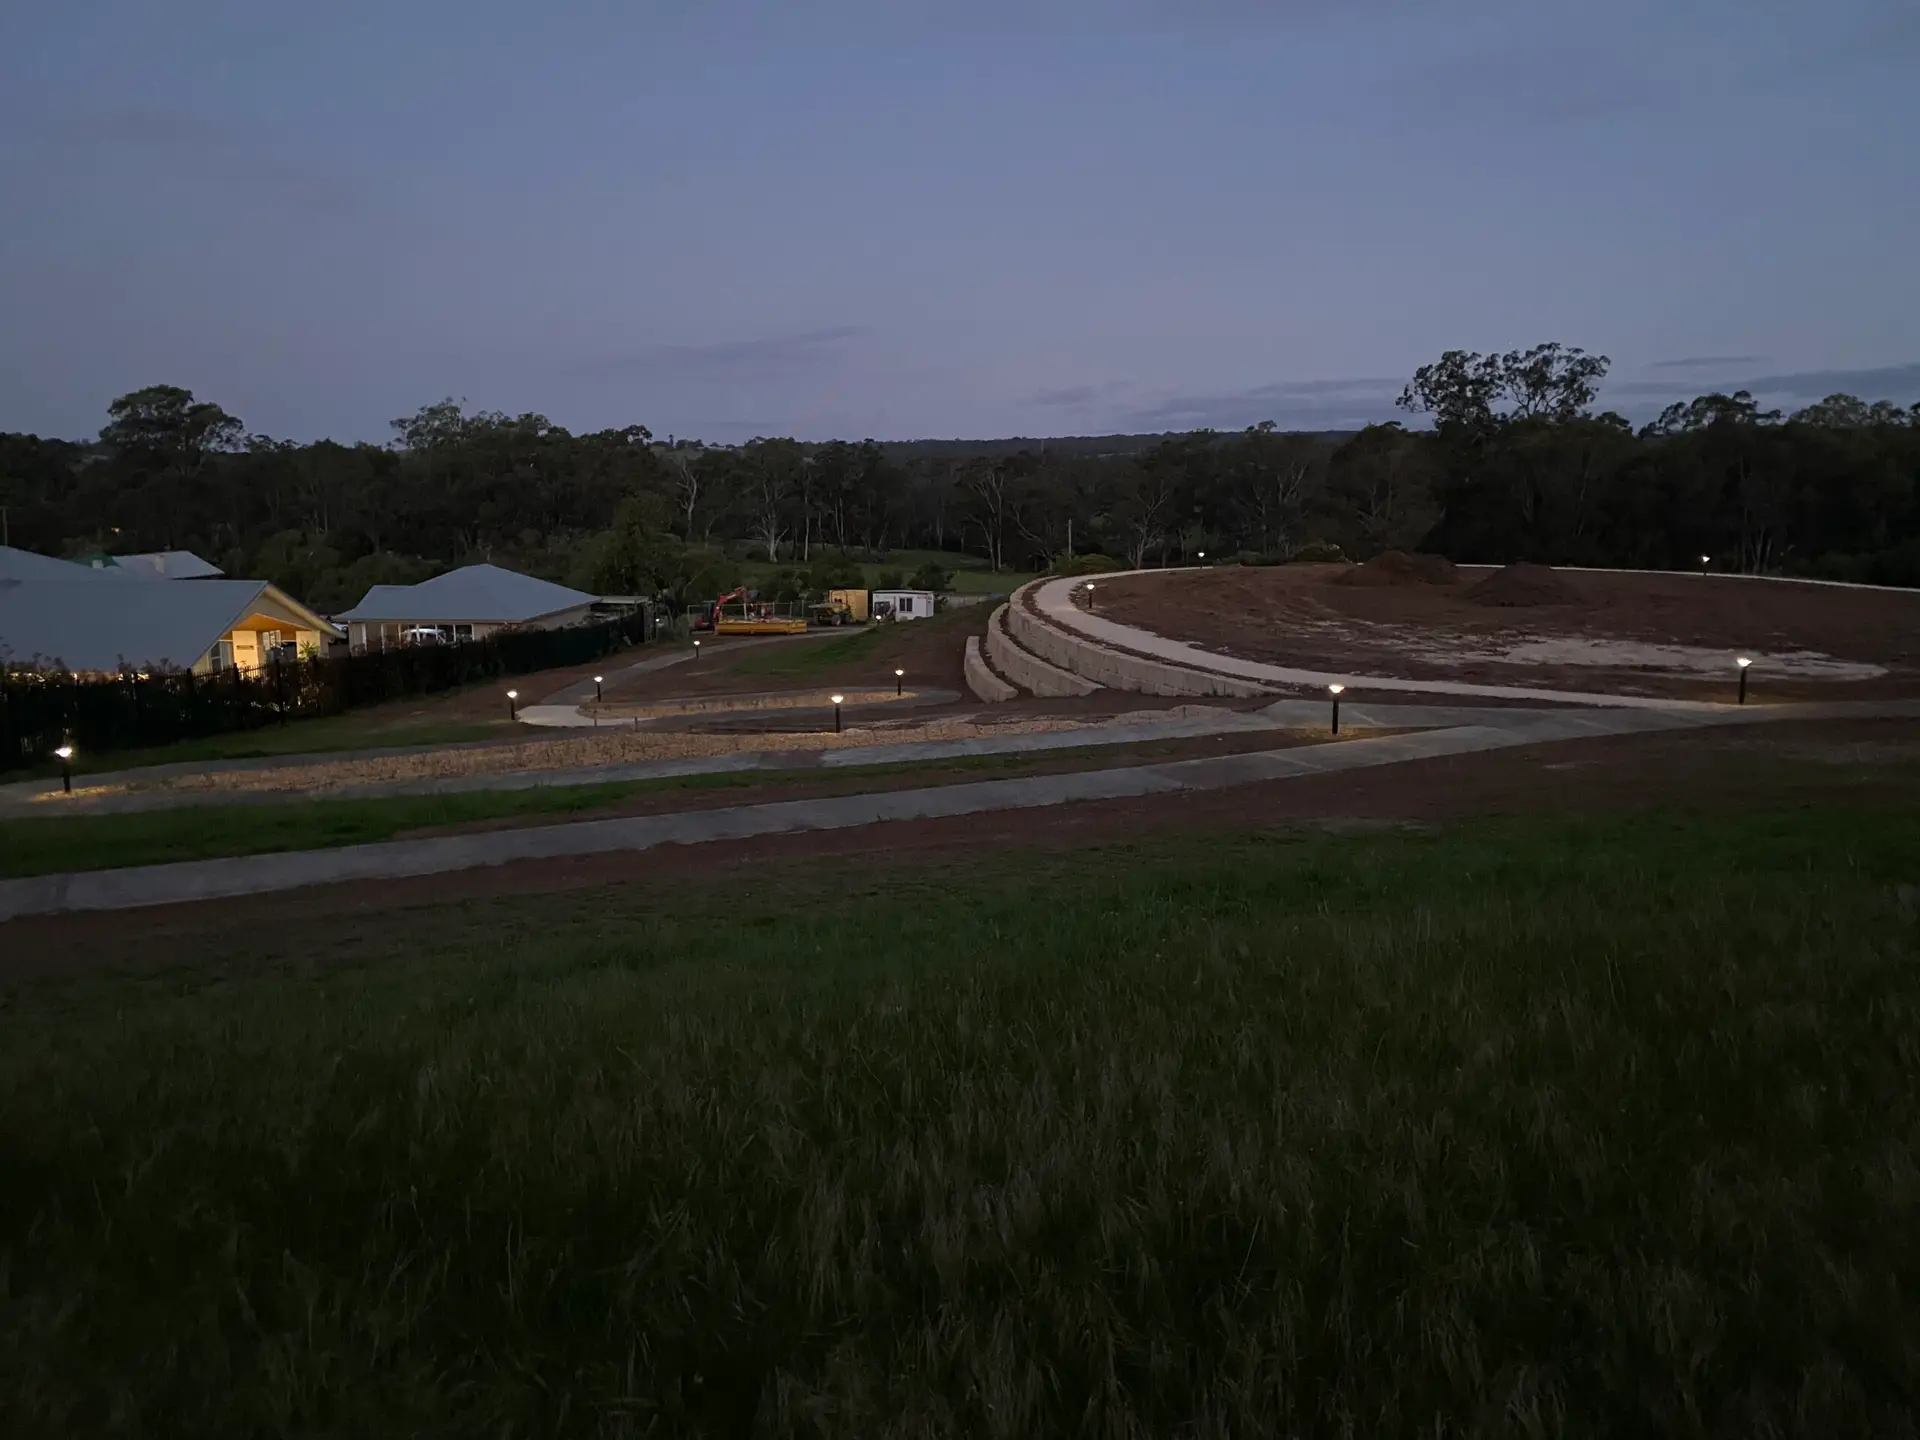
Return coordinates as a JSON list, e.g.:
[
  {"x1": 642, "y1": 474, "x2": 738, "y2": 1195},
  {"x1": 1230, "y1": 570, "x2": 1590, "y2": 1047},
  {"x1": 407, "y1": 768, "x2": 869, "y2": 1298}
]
[
  {"x1": 0, "y1": 545, "x2": 111, "y2": 582},
  {"x1": 336, "y1": 563, "x2": 599, "y2": 624},
  {"x1": 98, "y1": 550, "x2": 226, "y2": 580},
  {"x1": 0, "y1": 578, "x2": 340, "y2": 674}
]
